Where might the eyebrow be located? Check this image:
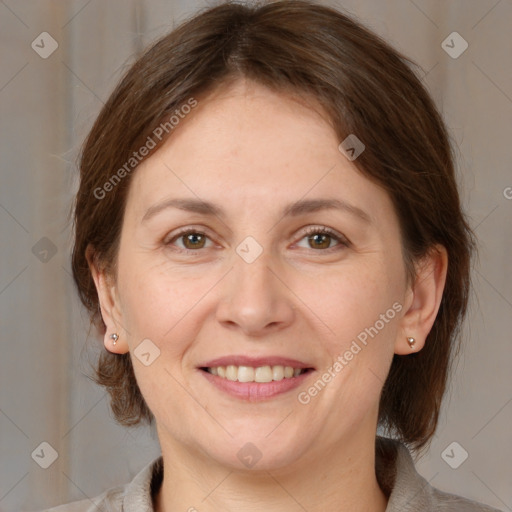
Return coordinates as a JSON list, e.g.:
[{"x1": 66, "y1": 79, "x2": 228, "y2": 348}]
[{"x1": 141, "y1": 197, "x2": 372, "y2": 224}]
